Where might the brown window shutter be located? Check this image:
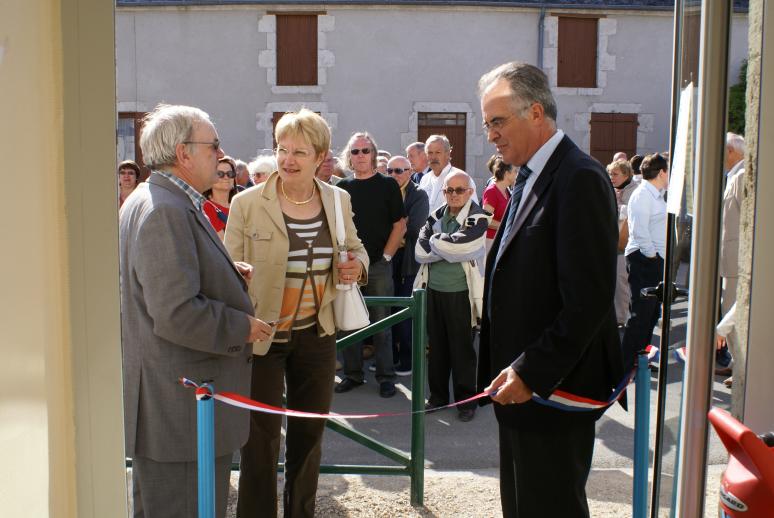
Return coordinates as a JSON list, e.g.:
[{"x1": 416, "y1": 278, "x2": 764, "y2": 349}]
[
  {"x1": 417, "y1": 113, "x2": 467, "y2": 171},
  {"x1": 558, "y1": 17, "x2": 598, "y2": 88},
  {"x1": 276, "y1": 15, "x2": 318, "y2": 86},
  {"x1": 589, "y1": 112, "x2": 639, "y2": 166}
]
